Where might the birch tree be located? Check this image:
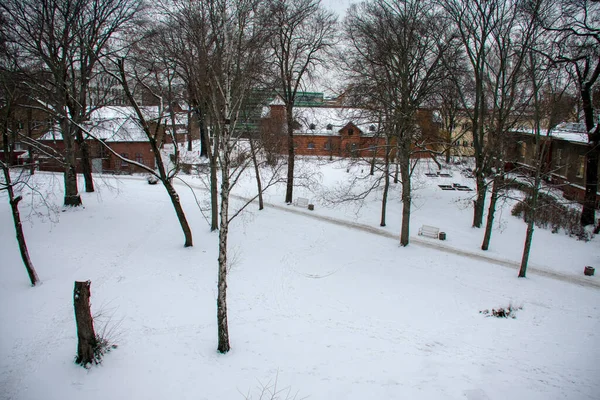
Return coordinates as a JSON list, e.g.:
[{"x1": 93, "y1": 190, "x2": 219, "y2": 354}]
[{"x1": 190, "y1": 0, "x2": 270, "y2": 353}]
